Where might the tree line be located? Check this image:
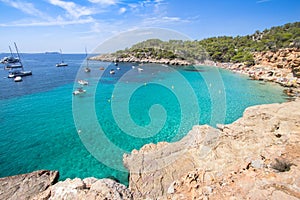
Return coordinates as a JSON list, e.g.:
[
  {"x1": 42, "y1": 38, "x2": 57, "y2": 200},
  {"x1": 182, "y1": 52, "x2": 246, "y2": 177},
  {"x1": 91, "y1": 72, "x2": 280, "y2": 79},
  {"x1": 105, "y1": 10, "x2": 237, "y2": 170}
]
[{"x1": 113, "y1": 22, "x2": 300, "y2": 66}]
